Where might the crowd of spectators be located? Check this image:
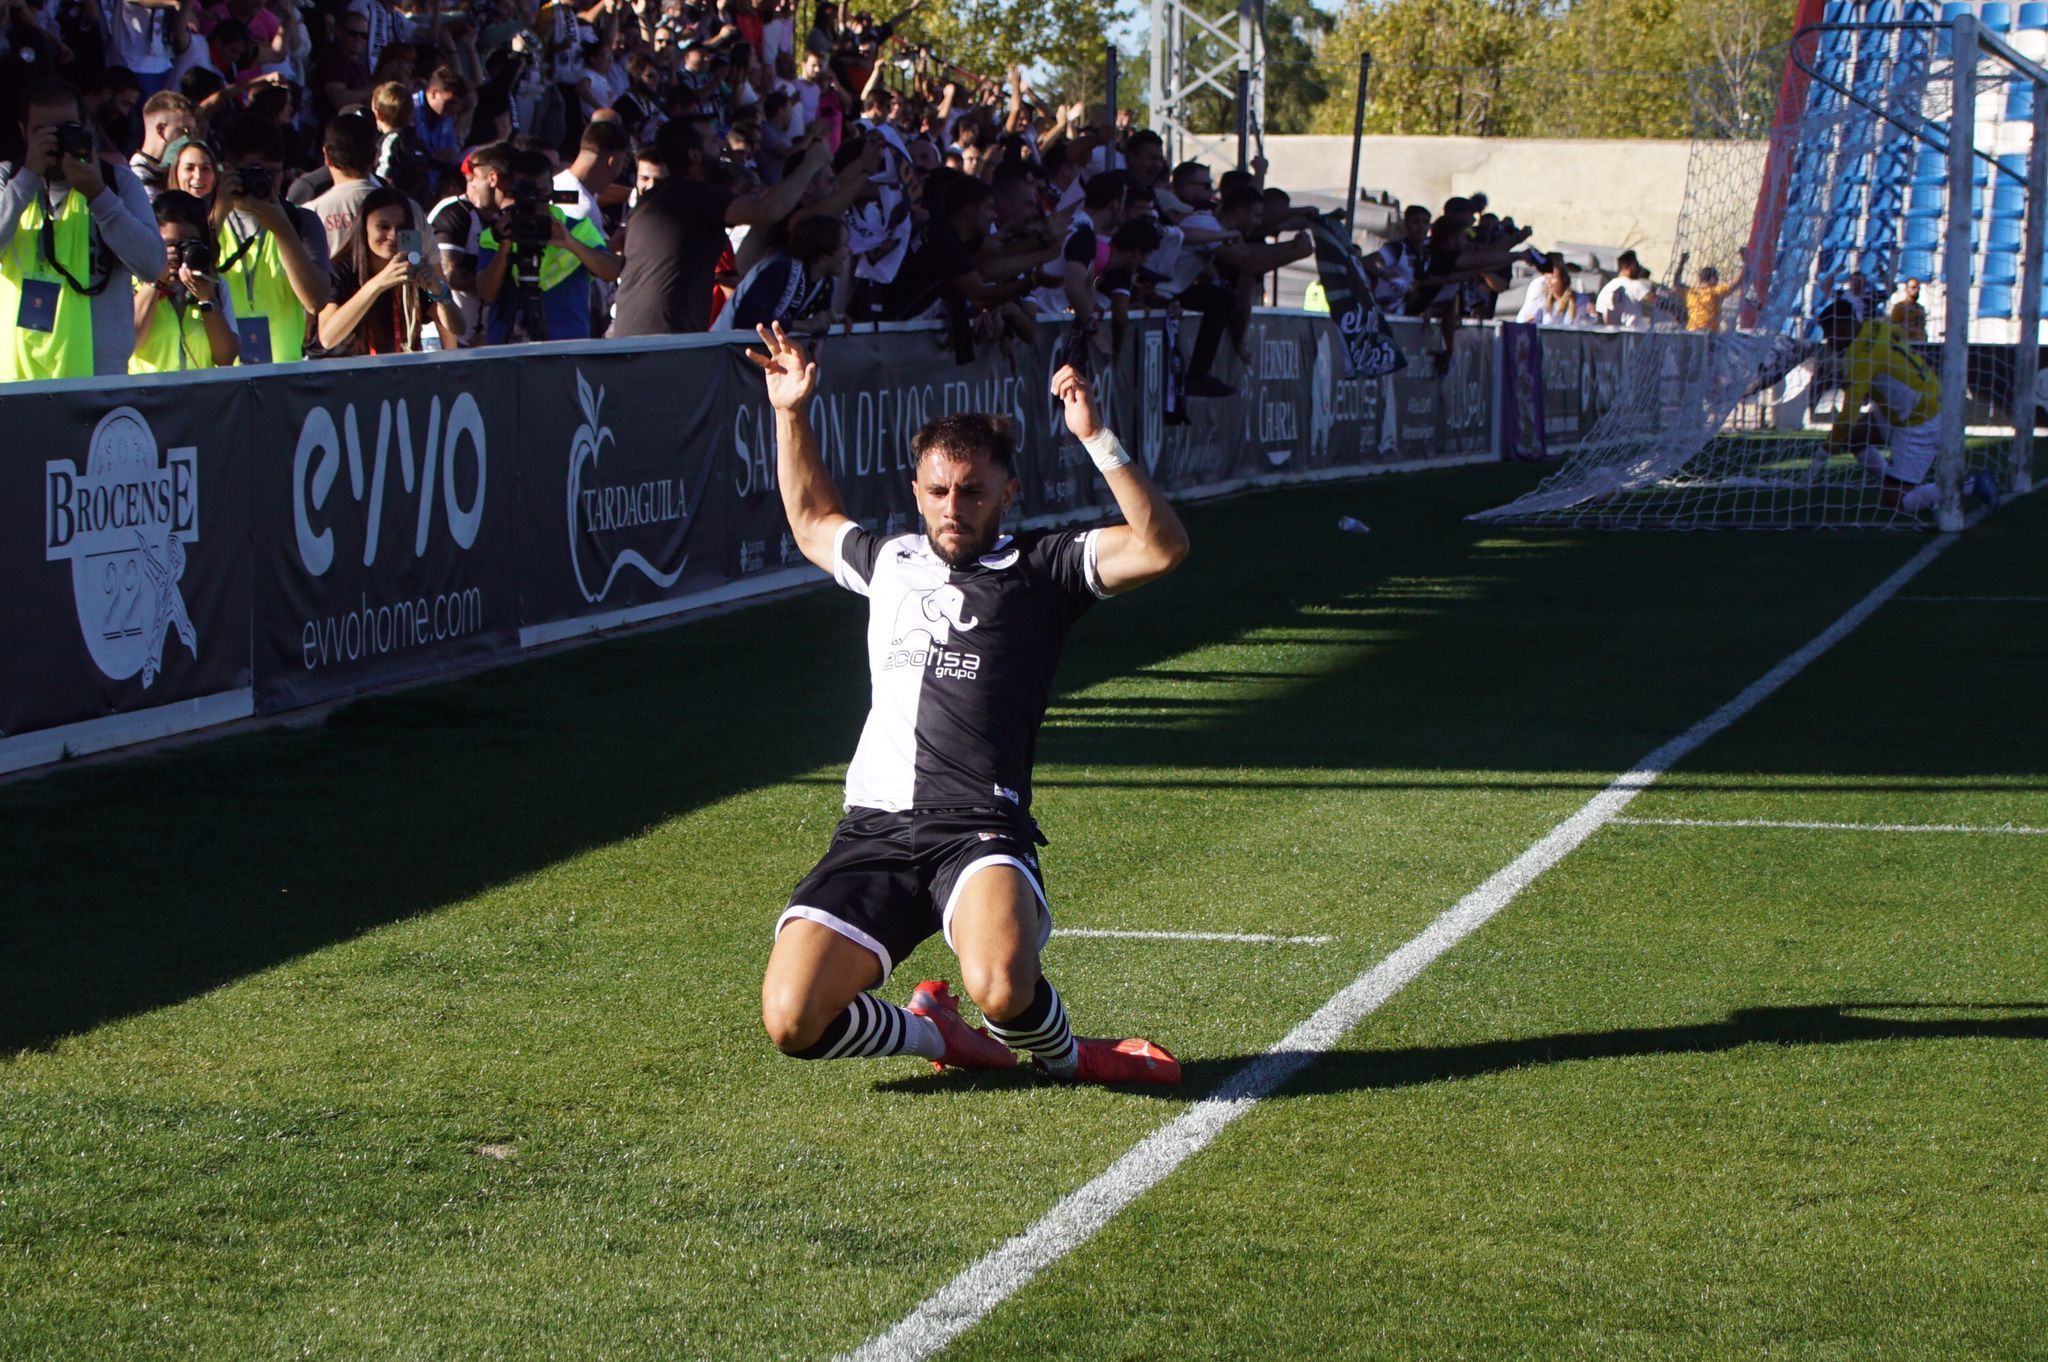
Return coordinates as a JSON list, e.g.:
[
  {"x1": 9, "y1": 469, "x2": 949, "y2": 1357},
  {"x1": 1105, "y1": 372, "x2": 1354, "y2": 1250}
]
[{"x1": 0, "y1": 0, "x2": 1328, "y2": 391}]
